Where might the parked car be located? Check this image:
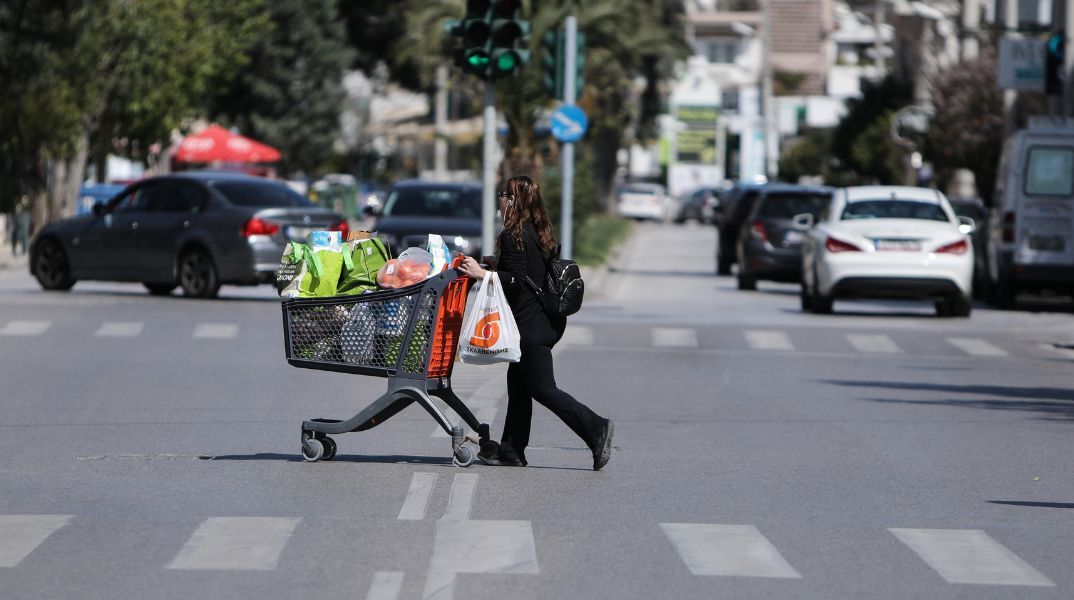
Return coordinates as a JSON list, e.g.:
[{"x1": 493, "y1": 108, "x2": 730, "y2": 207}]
[
  {"x1": 985, "y1": 116, "x2": 1074, "y2": 308},
  {"x1": 714, "y1": 181, "x2": 766, "y2": 275},
  {"x1": 799, "y1": 185, "x2": 975, "y2": 317},
  {"x1": 947, "y1": 196, "x2": 988, "y2": 297},
  {"x1": 374, "y1": 180, "x2": 485, "y2": 258},
  {"x1": 674, "y1": 187, "x2": 720, "y2": 224},
  {"x1": 735, "y1": 184, "x2": 833, "y2": 290},
  {"x1": 30, "y1": 171, "x2": 348, "y2": 298},
  {"x1": 616, "y1": 182, "x2": 669, "y2": 221}
]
